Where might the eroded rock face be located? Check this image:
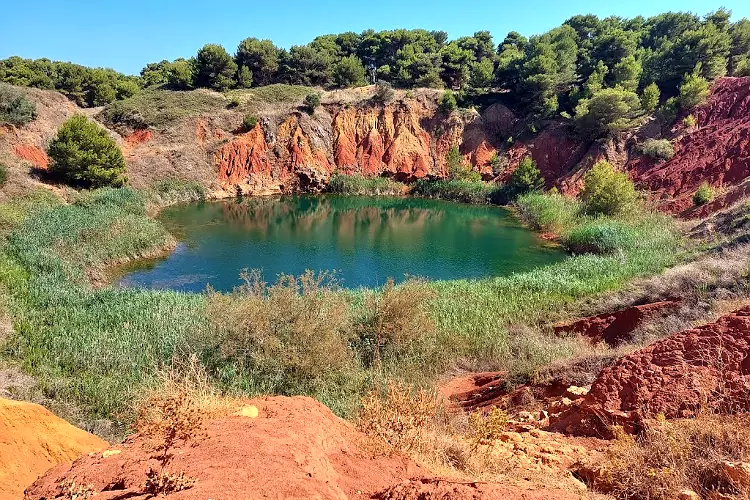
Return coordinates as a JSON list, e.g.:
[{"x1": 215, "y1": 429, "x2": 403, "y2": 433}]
[
  {"x1": 556, "y1": 306, "x2": 750, "y2": 437},
  {"x1": 0, "y1": 397, "x2": 107, "y2": 500},
  {"x1": 554, "y1": 301, "x2": 681, "y2": 346},
  {"x1": 633, "y1": 77, "x2": 750, "y2": 215}
]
